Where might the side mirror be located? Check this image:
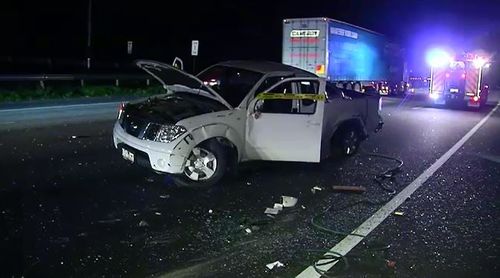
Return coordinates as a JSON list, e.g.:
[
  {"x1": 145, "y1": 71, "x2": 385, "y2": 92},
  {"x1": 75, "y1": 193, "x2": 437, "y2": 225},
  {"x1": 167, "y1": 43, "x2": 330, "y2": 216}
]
[{"x1": 253, "y1": 99, "x2": 264, "y2": 119}]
